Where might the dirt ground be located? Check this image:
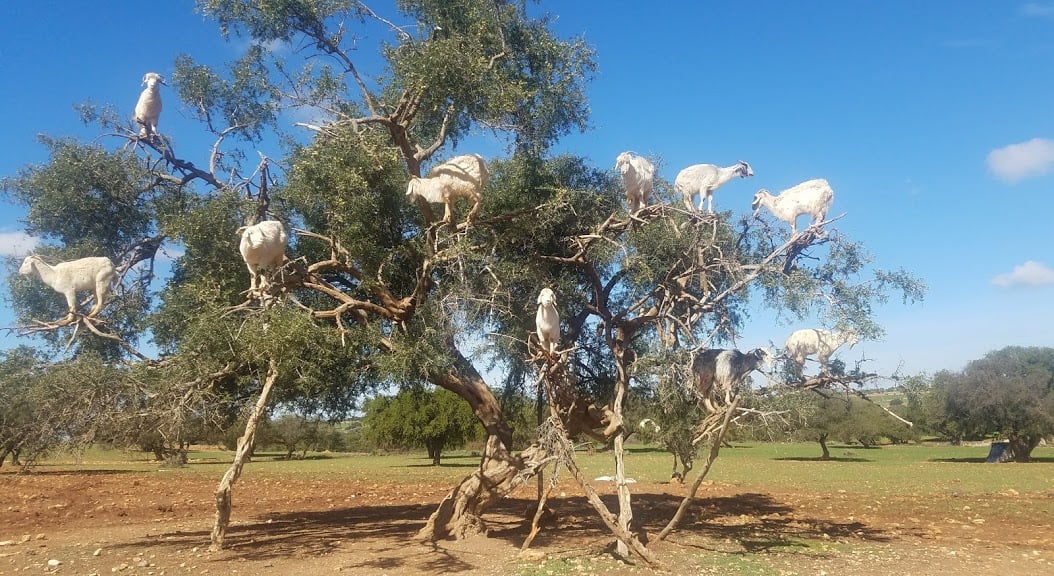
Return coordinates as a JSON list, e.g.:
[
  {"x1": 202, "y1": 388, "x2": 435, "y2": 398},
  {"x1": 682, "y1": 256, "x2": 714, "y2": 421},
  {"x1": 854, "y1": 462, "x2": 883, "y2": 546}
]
[{"x1": 1, "y1": 464, "x2": 1052, "y2": 576}]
